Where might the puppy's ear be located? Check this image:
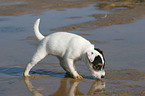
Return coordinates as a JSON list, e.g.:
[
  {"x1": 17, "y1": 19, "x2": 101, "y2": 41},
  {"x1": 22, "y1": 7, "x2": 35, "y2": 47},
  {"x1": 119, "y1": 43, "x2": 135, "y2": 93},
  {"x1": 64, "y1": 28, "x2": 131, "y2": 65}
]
[{"x1": 87, "y1": 50, "x2": 96, "y2": 62}]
